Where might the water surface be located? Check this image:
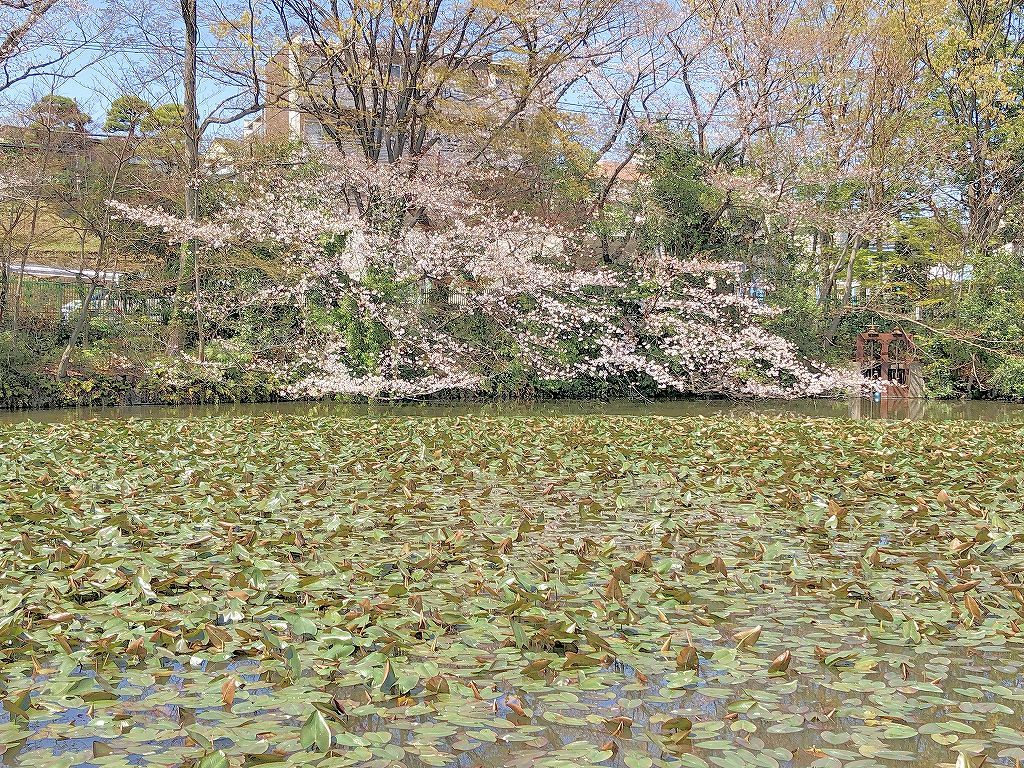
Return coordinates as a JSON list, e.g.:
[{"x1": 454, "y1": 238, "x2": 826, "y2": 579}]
[
  {"x1": 1, "y1": 416, "x2": 1023, "y2": 768},
  {"x1": 3, "y1": 396, "x2": 1023, "y2": 423}
]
